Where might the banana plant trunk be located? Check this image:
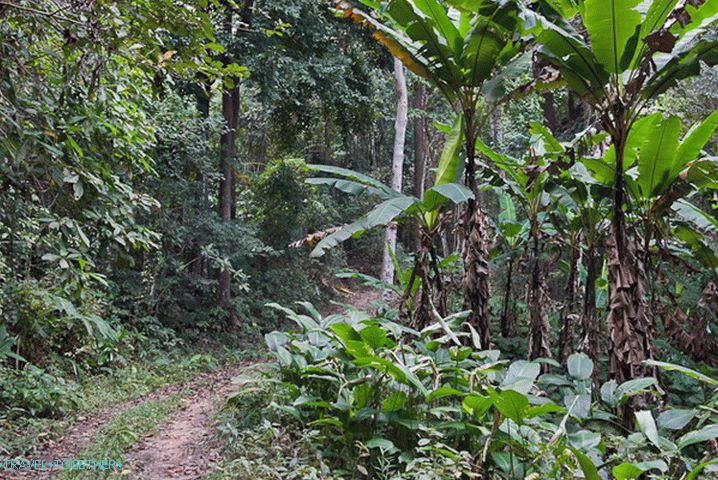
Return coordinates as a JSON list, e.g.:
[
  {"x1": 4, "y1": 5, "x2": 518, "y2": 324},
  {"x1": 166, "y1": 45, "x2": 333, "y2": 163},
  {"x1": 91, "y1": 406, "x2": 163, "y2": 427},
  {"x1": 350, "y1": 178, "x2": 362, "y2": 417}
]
[
  {"x1": 527, "y1": 218, "x2": 550, "y2": 359},
  {"x1": 579, "y1": 242, "x2": 600, "y2": 384},
  {"x1": 558, "y1": 237, "x2": 579, "y2": 364},
  {"x1": 607, "y1": 133, "x2": 655, "y2": 419},
  {"x1": 500, "y1": 257, "x2": 517, "y2": 337},
  {"x1": 461, "y1": 110, "x2": 491, "y2": 349}
]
